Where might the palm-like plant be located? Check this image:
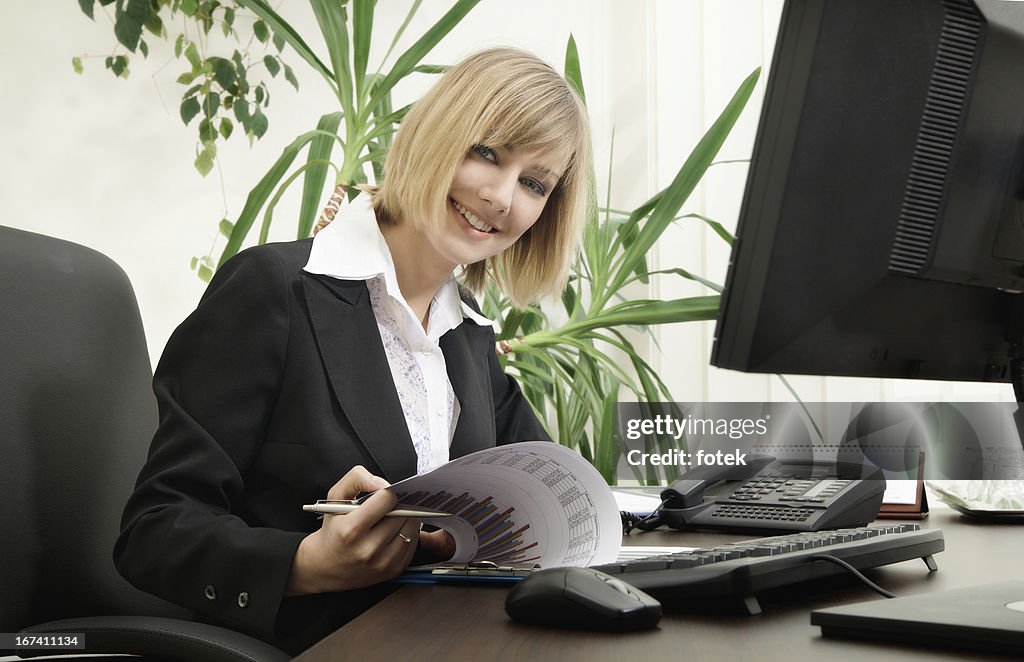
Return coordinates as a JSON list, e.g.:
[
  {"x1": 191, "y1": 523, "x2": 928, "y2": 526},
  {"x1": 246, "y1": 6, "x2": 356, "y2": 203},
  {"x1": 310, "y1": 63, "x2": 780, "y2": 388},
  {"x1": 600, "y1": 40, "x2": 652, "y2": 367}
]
[
  {"x1": 221, "y1": 0, "x2": 480, "y2": 272},
  {"x1": 484, "y1": 44, "x2": 760, "y2": 483}
]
